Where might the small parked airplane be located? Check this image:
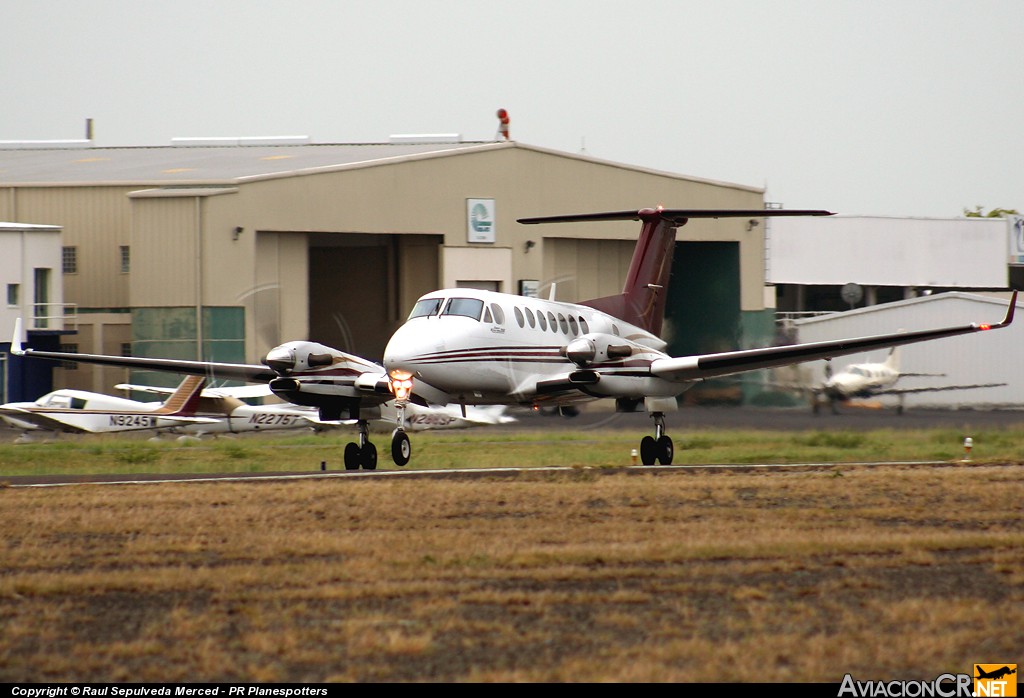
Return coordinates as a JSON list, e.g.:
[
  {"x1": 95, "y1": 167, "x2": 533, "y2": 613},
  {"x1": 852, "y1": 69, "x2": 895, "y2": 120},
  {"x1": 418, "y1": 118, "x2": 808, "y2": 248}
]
[
  {"x1": 0, "y1": 375, "x2": 219, "y2": 438},
  {"x1": 812, "y1": 347, "x2": 1006, "y2": 414},
  {"x1": 1, "y1": 374, "x2": 513, "y2": 453},
  {"x1": 11, "y1": 206, "x2": 1018, "y2": 468}
]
